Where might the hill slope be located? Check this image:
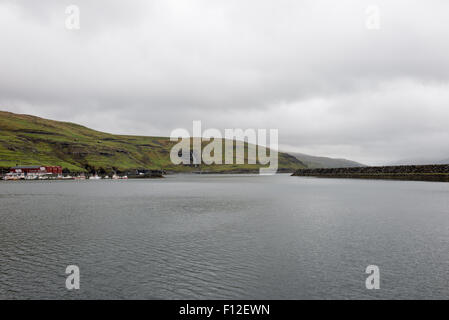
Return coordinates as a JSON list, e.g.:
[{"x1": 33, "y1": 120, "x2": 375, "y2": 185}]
[
  {"x1": 0, "y1": 111, "x2": 305, "y2": 173},
  {"x1": 289, "y1": 152, "x2": 365, "y2": 169}
]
